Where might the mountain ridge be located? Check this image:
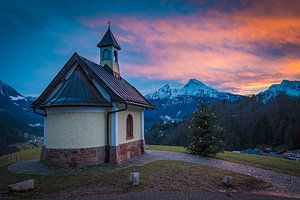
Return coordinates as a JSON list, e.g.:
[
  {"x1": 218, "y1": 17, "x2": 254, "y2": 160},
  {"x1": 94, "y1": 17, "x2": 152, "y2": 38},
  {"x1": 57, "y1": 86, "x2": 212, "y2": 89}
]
[
  {"x1": 256, "y1": 80, "x2": 300, "y2": 103},
  {"x1": 145, "y1": 78, "x2": 243, "y2": 101},
  {"x1": 0, "y1": 80, "x2": 42, "y2": 126},
  {"x1": 144, "y1": 79, "x2": 300, "y2": 130}
]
